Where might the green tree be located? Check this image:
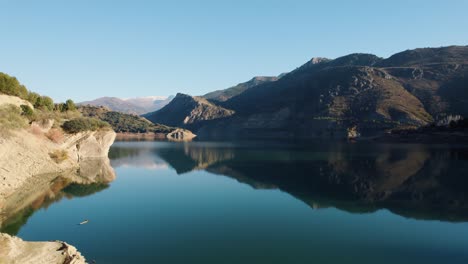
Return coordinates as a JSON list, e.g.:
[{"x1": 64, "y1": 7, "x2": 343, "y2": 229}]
[
  {"x1": 20, "y1": 105, "x2": 34, "y2": 117},
  {"x1": 55, "y1": 103, "x2": 66, "y2": 112},
  {"x1": 65, "y1": 99, "x2": 76, "y2": 111},
  {"x1": 27, "y1": 92, "x2": 40, "y2": 105},
  {"x1": 42, "y1": 96, "x2": 54, "y2": 111},
  {"x1": 0, "y1": 73, "x2": 23, "y2": 97},
  {"x1": 35, "y1": 96, "x2": 54, "y2": 111}
]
